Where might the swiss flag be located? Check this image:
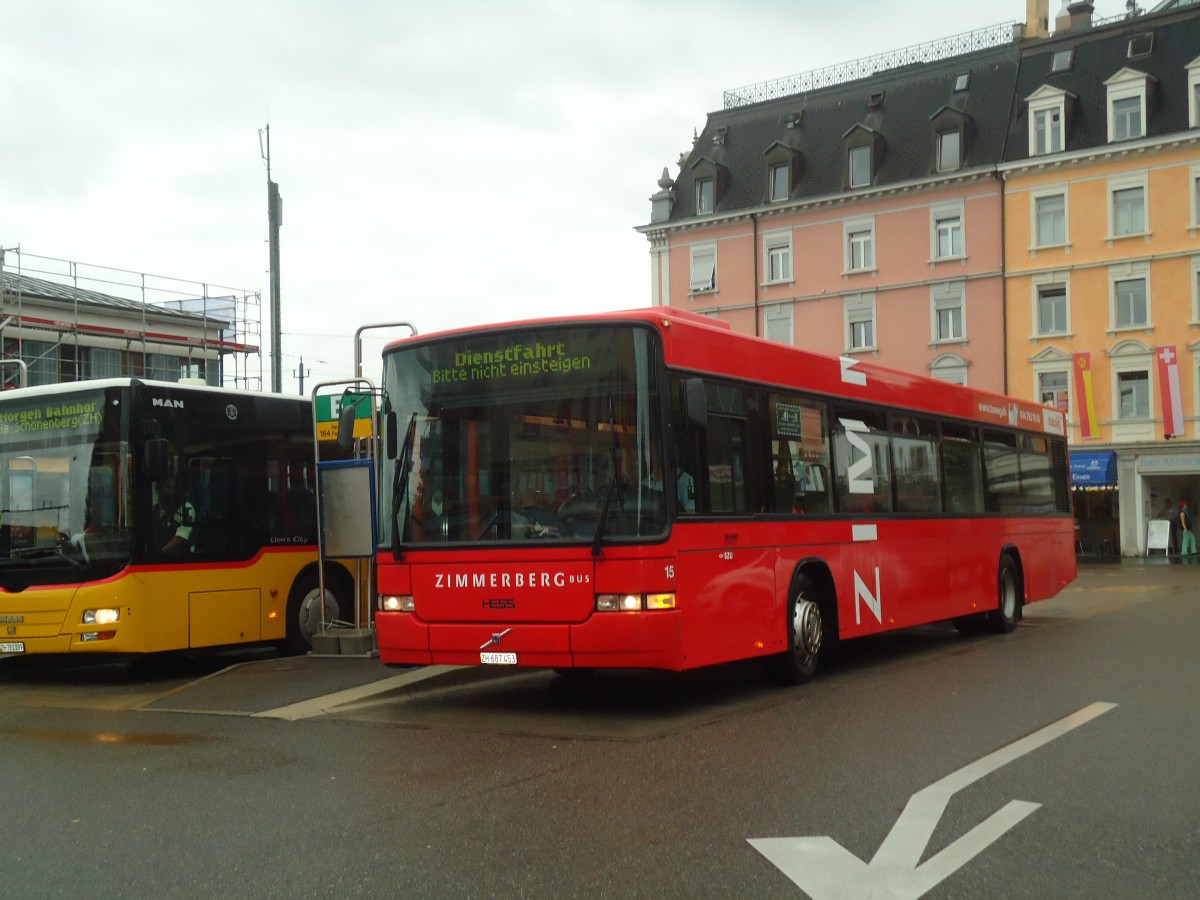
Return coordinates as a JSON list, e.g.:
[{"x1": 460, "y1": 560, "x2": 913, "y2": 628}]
[{"x1": 1156, "y1": 345, "x2": 1184, "y2": 437}]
